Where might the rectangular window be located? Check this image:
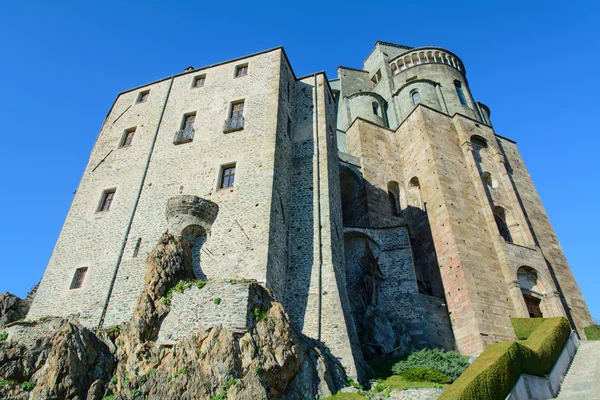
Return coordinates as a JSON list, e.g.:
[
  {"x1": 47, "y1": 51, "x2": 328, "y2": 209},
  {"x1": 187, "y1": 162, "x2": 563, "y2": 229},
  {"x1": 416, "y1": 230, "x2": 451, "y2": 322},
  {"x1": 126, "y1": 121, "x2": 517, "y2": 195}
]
[
  {"x1": 99, "y1": 189, "x2": 116, "y2": 212},
  {"x1": 70, "y1": 267, "x2": 88, "y2": 290},
  {"x1": 137, "y1": 91, "x2": 149, "y2": 103},
  {"x1": 224, "y1": 101, "x2": 244, "y2": 132},
  {"x1": 220, "y1": 164, "x2": 236, "y2": 189},
  {"x1": 287, "y1": 117, "x2": 292, "y2": 137},
  {"x1": 182, "y1": 113, "x2": 196, "y2": 131},
  {"x1": 235, "y1": 64, "x2": 248, "y2": 77},
  {"x1": 193, "y1": 75, "x2": 206, "y2": 88},
  {"x1": 120, "y1": 128, "x2": 136, "y2": 147}
]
